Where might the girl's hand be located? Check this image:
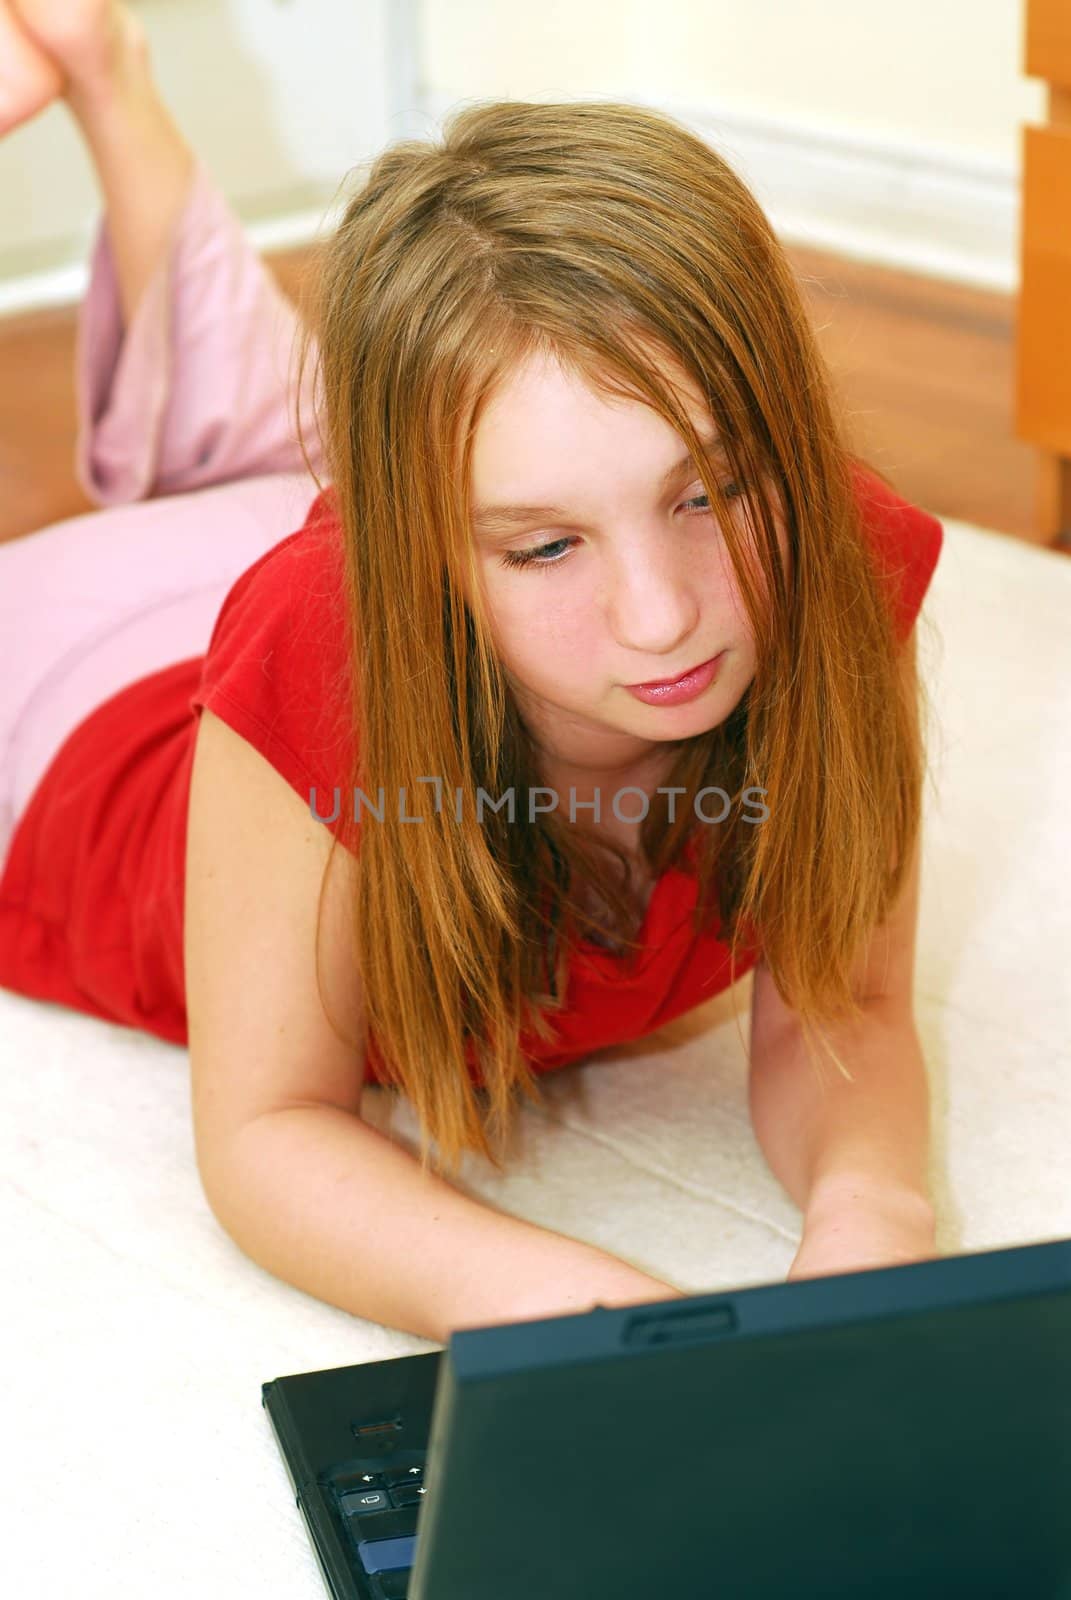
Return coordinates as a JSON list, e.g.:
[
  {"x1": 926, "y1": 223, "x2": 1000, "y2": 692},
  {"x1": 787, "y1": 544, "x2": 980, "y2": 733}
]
[{"x1": 787, "y1": 1181, "x2": 939, "y2": 1283}]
